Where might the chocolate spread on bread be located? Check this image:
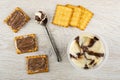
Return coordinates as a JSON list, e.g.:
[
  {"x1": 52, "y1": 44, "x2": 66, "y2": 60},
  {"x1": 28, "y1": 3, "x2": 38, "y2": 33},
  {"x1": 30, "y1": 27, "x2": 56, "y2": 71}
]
[
  {"x1": 16, "y1": 36, "x2": 36, "y2": 53},
  {"x1": 7, "y1": 10, "x2": 26, "y2": 30},
  {"x1": 28, "y1": 58, "x2": 47, "y2": 71}
]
